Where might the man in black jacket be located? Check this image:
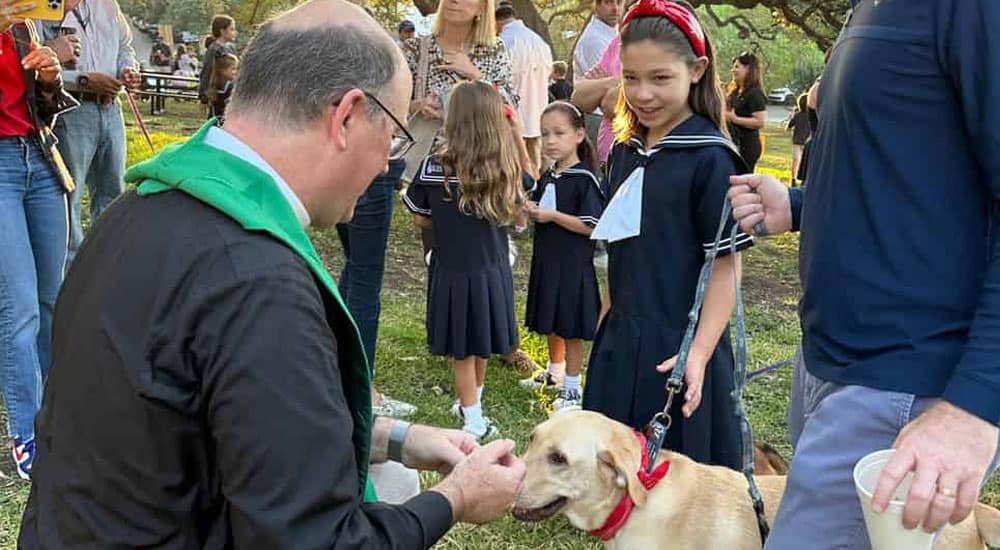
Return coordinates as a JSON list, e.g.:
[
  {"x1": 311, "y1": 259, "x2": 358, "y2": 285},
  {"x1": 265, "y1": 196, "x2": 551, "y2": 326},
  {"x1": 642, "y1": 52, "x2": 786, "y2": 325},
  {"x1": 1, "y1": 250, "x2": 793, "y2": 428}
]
[{"x1": 19, "y1": 1, "x2": 525, "y2": 547}]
